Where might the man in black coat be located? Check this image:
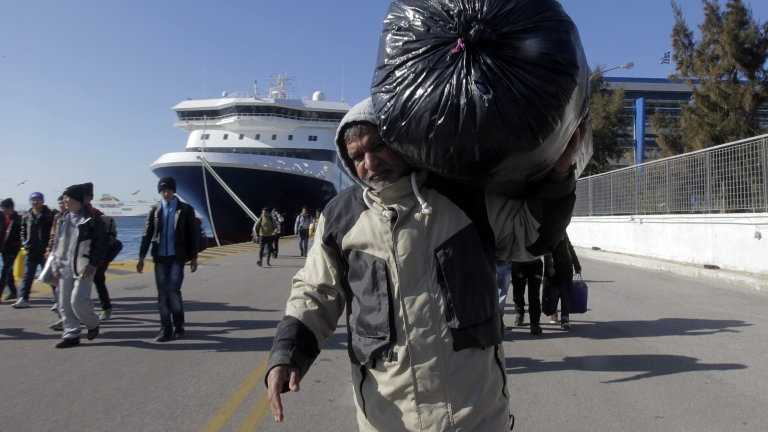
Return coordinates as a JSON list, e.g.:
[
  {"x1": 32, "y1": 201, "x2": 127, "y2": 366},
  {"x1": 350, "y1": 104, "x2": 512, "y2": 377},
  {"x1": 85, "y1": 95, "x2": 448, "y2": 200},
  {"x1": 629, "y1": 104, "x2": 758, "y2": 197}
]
[
  {"x1": 1, "y1": 198, "x2": 22, "y2": 301},
  {"x1": 137, "y1": 177, "x2": 199, "y2": 342},
  {"x1": 14, "y1": 192, "x2": 55, "y2": 308}
]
